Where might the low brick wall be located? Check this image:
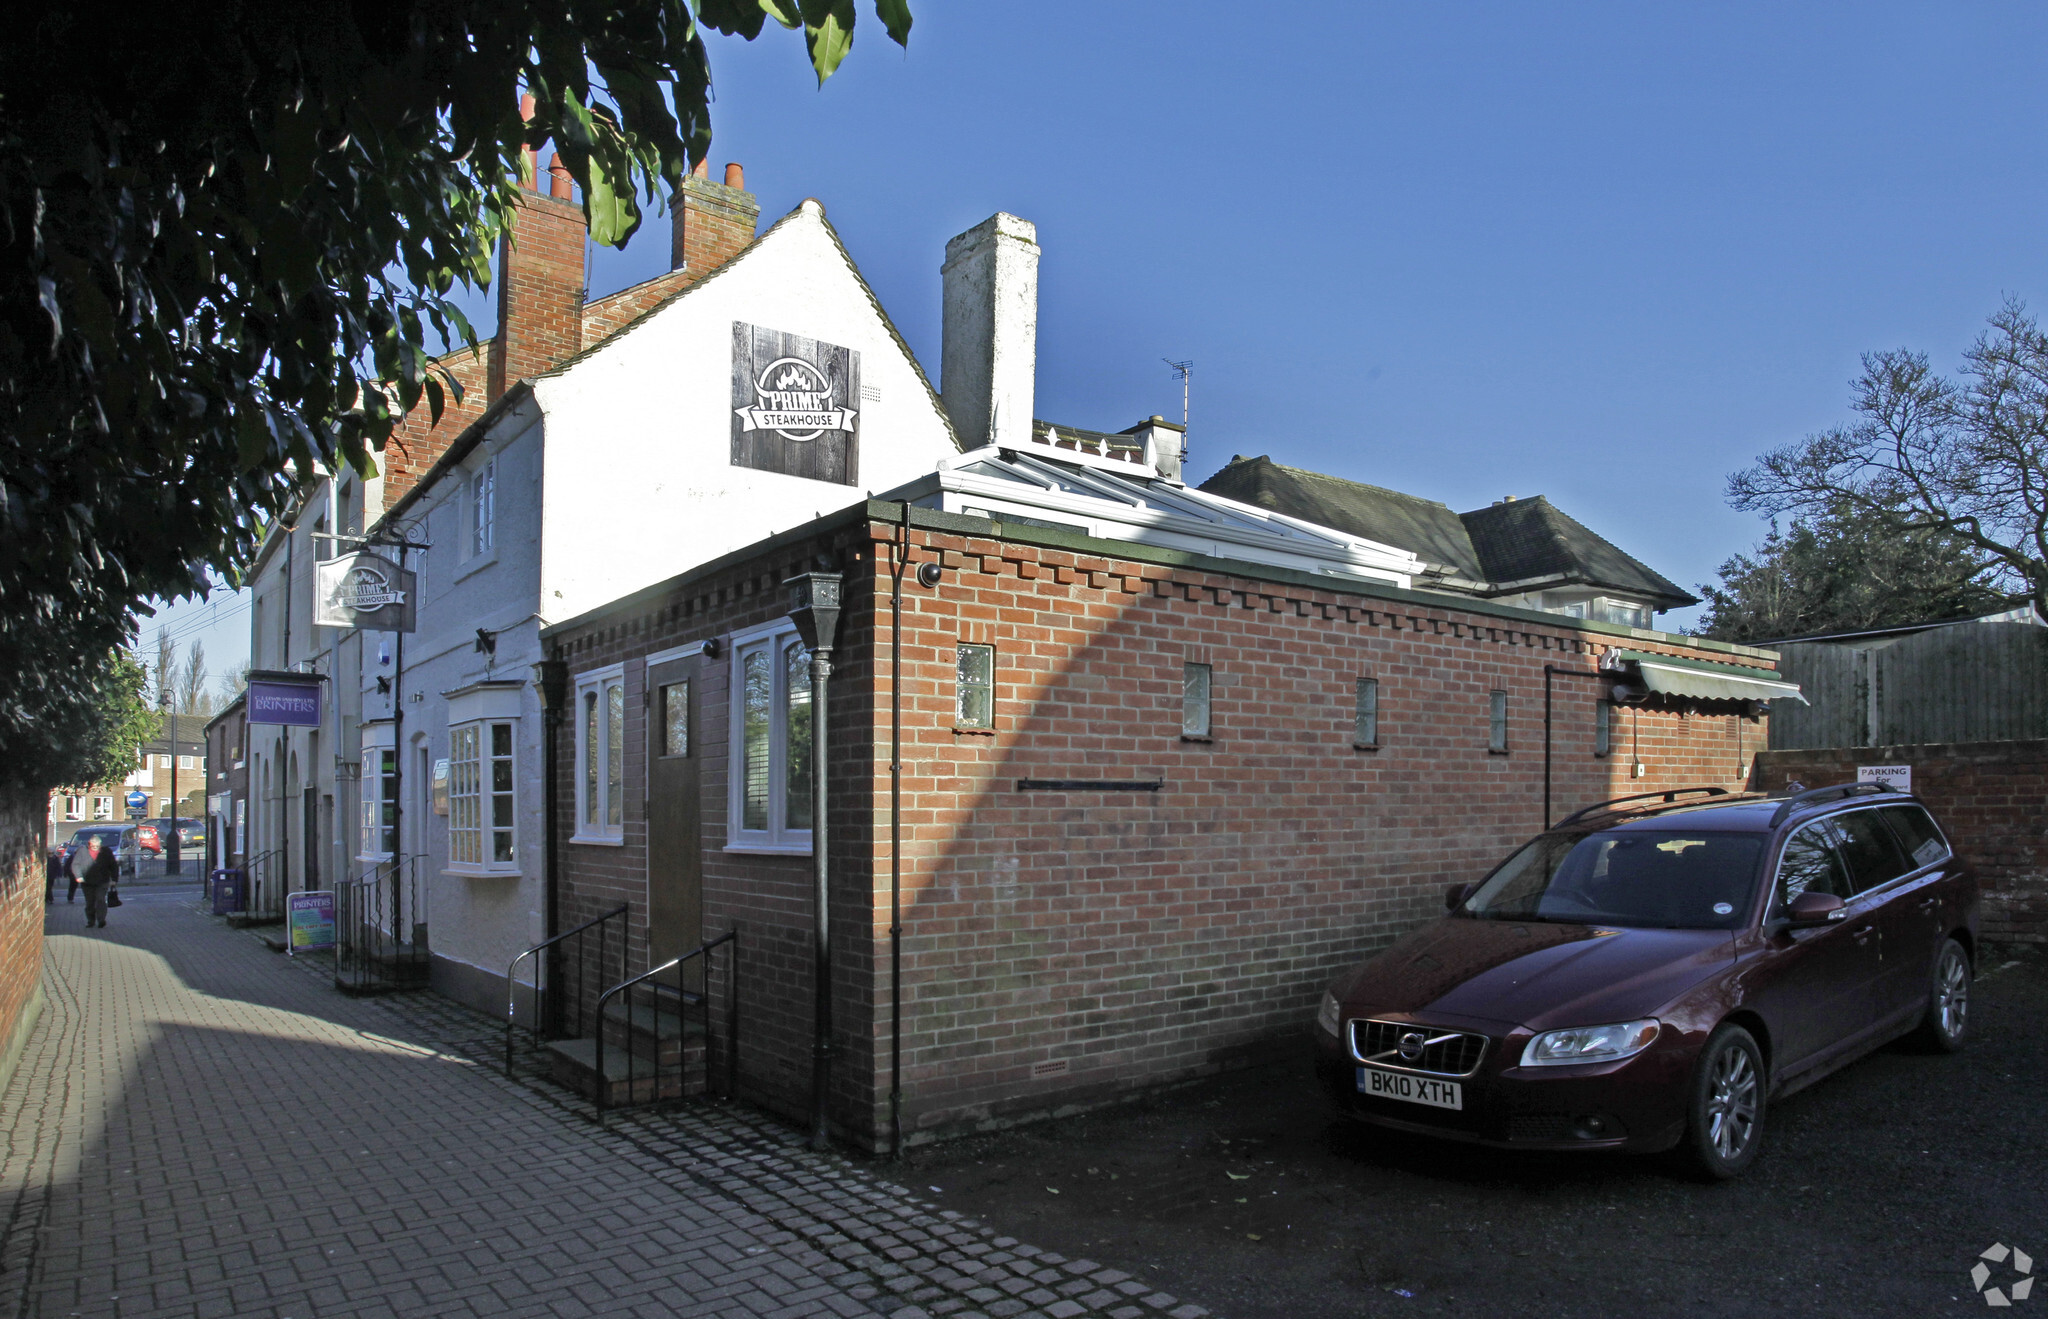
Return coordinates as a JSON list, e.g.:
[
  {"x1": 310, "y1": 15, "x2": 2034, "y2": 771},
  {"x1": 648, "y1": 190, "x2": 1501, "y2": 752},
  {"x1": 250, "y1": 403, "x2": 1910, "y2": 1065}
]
[
  {"x1": 1755, "y1": 741, "x2": 2048, "y2": 944},
  {"x1": 0, "y1": 788, "x2": 48, "y2": 1092}
]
